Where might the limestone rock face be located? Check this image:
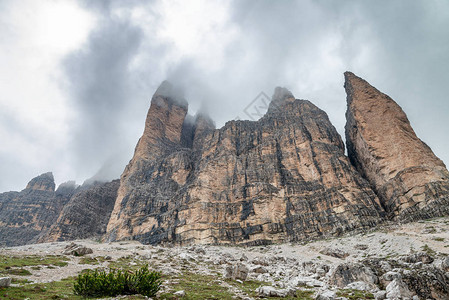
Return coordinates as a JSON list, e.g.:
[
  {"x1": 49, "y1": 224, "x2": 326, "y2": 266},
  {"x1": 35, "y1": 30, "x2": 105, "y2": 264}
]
[
  {"x1": 0, "y1": 174, "x2": 119, "y2": 247},
  {"x1": 25, "y1": 172, "x2": 55, "y2": 191},
  {"x1": 344, "y1": 72, "x2": 449, "y2": 221},
  {"x1": 0, "y1": 173, "x2": 72, "y2": 246},
  {"x1": 106, "y1": 83, "x2": 384, "y2": 245},
  {"x1": 37, "y1": 180, "x2": 120, "y2": 242}
]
